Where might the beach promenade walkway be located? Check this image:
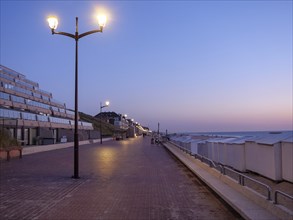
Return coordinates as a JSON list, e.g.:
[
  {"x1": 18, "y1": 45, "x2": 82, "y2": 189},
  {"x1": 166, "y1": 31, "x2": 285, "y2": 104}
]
[{"x1": 0, "y1": 136, "x2": 242, "y2": 220}]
